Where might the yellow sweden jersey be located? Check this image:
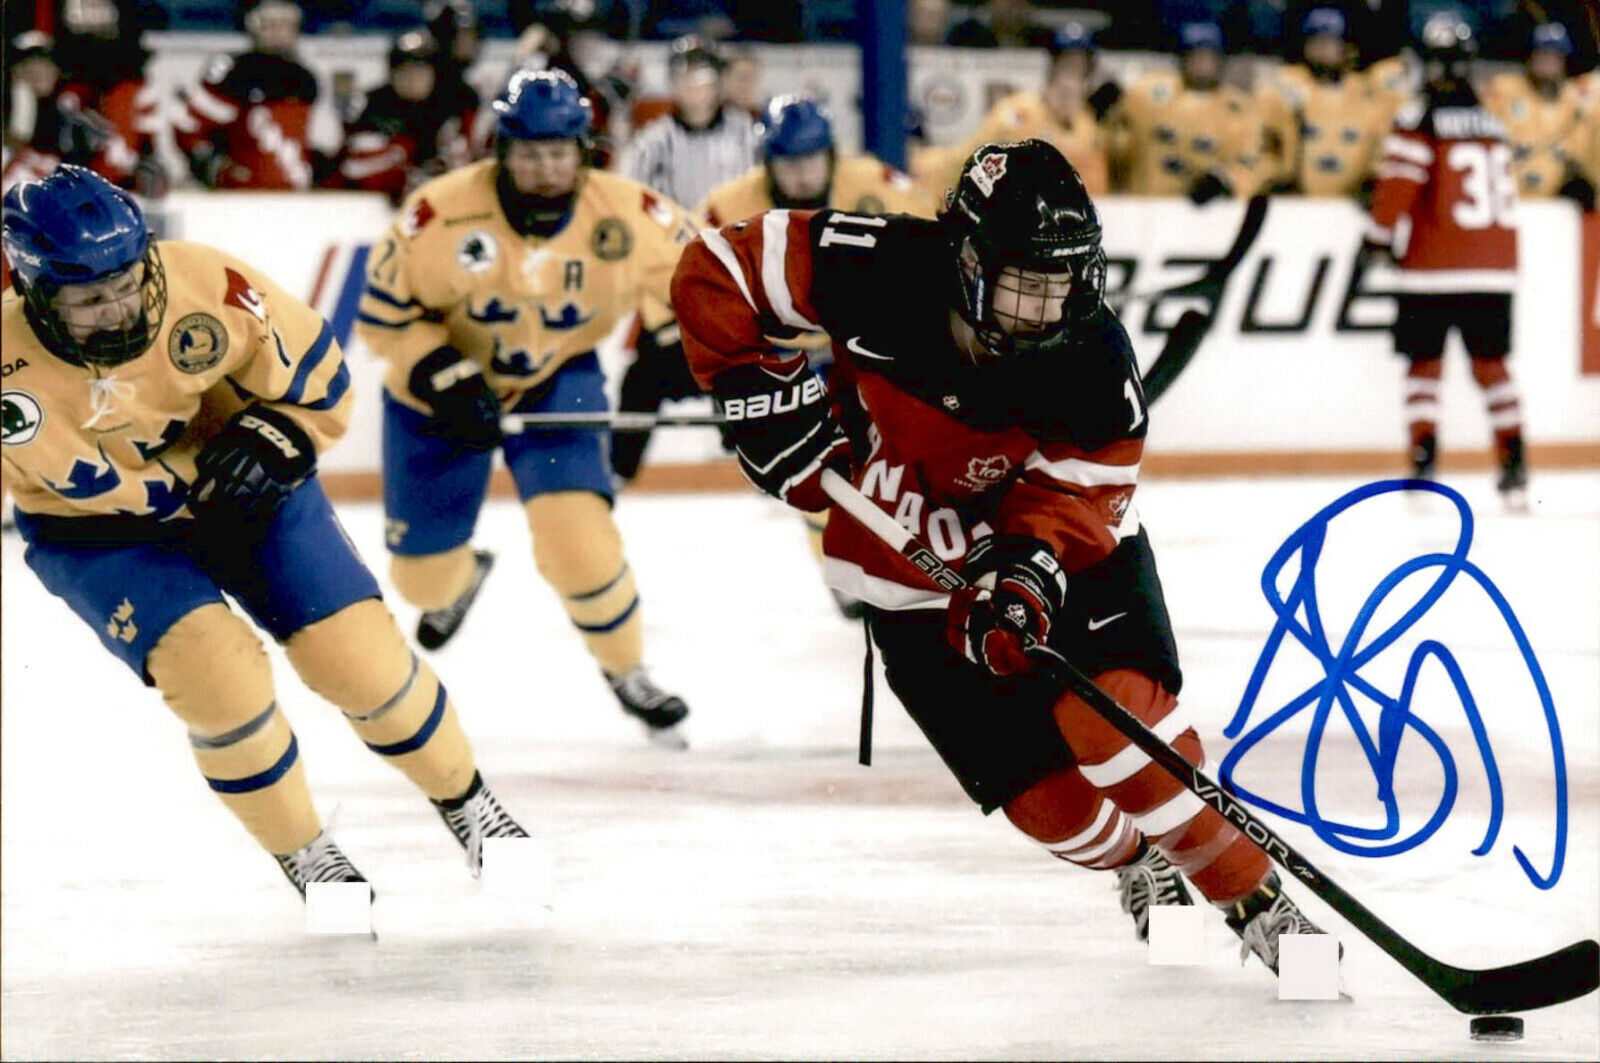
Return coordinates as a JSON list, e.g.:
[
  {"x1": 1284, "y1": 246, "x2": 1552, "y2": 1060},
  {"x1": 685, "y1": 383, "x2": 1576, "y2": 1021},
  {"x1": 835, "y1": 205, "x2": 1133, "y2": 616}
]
[
  {"x1": 1258, "y1": 64, "x2": 1394, "y2": 196},
  {"x1": 356, "y1": 158, "x2": 698, "y2": 414},
  {"x1": 920, "y1": 90, "x2": 1110, "y2": 202},
  {"x1": 2, "y1": 241, "x2": 349, "y2": 520},
  {"x1": 1109, "y1": 71, "x2": 1267, "y2": 196},
  {"x1": 1482, "y1": 73, "x2": 1591, "y2": 198},
  {"x1": 700, "y1": 155, "x2": 934, "y2": 227}
]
